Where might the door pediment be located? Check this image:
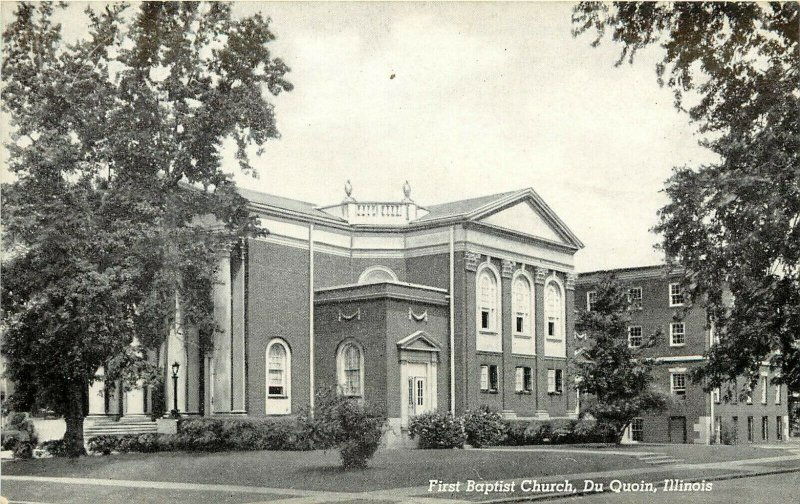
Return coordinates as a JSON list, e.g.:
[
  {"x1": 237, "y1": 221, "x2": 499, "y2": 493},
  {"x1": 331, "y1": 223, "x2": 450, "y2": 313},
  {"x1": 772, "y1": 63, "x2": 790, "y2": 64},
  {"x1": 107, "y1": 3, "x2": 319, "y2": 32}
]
[{"x1": 397, "y1": 330, "x2": 441, "y2": 353}]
